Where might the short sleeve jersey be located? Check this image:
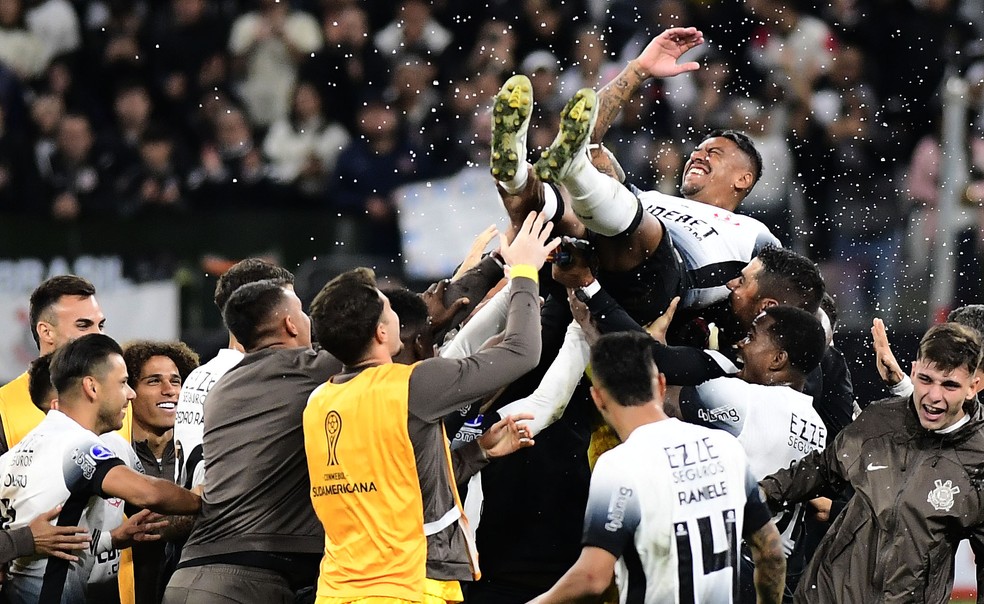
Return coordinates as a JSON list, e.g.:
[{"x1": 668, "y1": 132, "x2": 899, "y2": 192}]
[
  {"x1": 679, "y1": 378, "x2": 826, "y2": 555},
  {"x1": 637, "y1": 191, "x2": 781, "y2": 308},
  {"x1": 583, "y1": 419, "x2": 761, "y2": 604},
  {"x1": 173, "y1": 348, "x2": 243, "y2": 488},
  {"x1": 0, "y1": 410, "x2": 124, "y2": 603}
]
